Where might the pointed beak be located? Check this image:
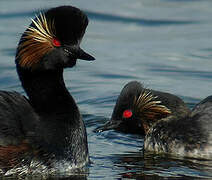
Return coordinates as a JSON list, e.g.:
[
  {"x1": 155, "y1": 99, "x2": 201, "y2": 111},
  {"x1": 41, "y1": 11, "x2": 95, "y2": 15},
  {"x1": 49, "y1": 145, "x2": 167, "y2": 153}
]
[
  {"x1": 94, "y1": 120, "x2": 122, "y2": 133},
  {"x1": 78, "y1": 47, "x2": 95, "y2": 61},
  {"x1": 64, "y1": 45, "x2": 95, "y2": 61}
]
